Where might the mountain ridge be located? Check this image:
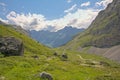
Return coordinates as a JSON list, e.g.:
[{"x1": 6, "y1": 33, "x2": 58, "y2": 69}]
[{"x1": 30, "y1": 26, "x2": 85, "y2": 47}]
